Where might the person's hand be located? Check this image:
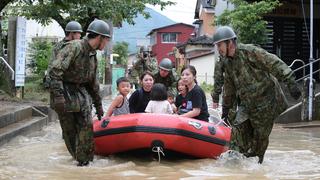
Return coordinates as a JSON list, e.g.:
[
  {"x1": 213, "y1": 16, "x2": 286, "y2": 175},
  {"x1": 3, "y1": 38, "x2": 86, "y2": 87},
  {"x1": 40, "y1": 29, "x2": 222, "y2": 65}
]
[
  {"x1": 54, "y1": 96, "x2": 65, "y2": 112},
  {"x1": 221, "y1": 106, "x2": 229, "y2": 120},
  {"x1": 288, "y1": 83, "x2": 301, "y2": 100},
  {"x1": 212, "y1": 102, "x2": 219, "y2": 109},
  {"x1": 96, "y1": 106, "x2": 104, "y2": 121}
]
